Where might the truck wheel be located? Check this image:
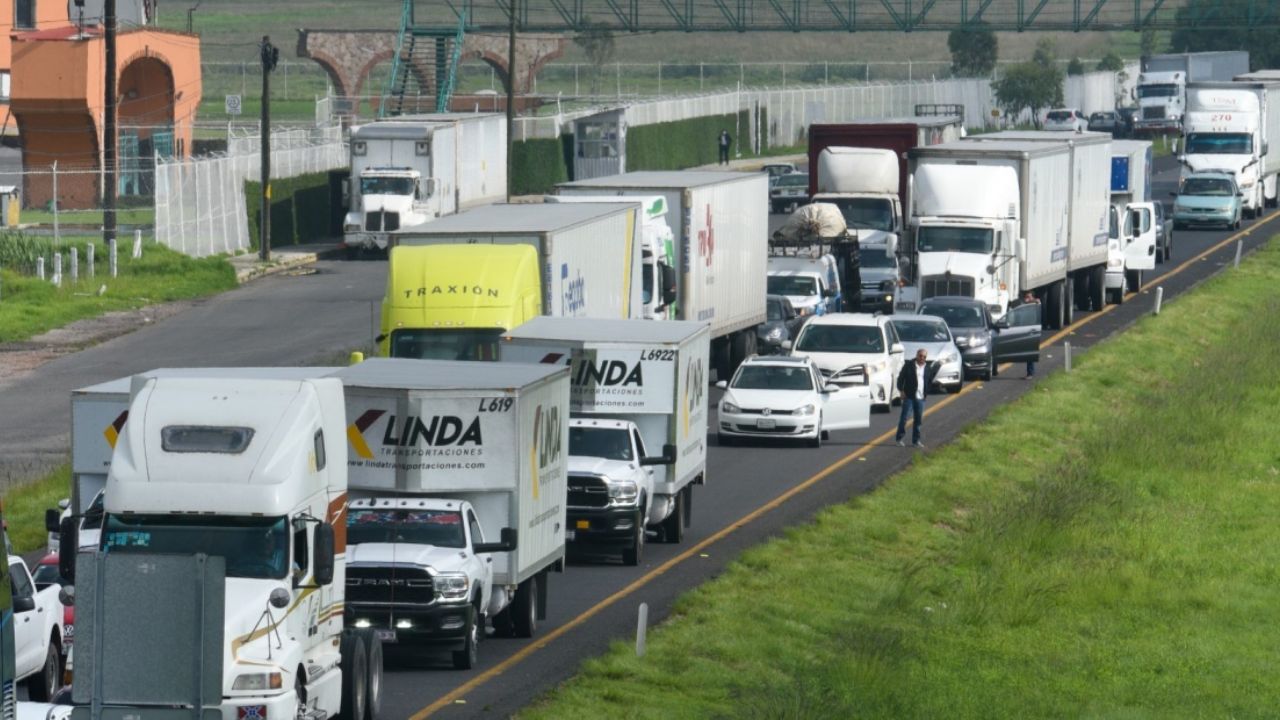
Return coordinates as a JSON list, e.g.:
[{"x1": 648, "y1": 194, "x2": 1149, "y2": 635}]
[
  {"x1": 1046, "y1": 281, "x2": 1064, "y2": 330},
  {"x1": 1125, "y1": 269, "x2": 1143, "y2": 293},
  {"x1": 712, "y1": 339, "x2": 732, "y2": 384},
  {"x1": 25, "y1": 640, "x2": 61, "y2": 702},
  {"x1": 338, "y1": 631, "x2": 369, "y2": 720},
  {"x1": 660, "y1": 490, "x2": 685, "y2": 544},
  {"x1": 729, "y1": 331, "x2": 751, "y2": 372},
  {"x1": 1090, "y1": 266, "x2": 1106, "y2": 312},
  {"x1": 1062, "y1": 279, "x2": 1075, "y2": 326},
  {"x1": 622, "y1": 512, "x2": 645, "y2": 566},
  {"x1": 359, "y1": 629, "x2": 383, "y2": 719},
  {"x1": 1073, "y1": 273, "x2": 1090, "y2": 311},
  {"x1": 513, "y1": 575, "x2": 539, "y2": 638},
  {"x1": 491, "y1": 607, "x2": 514, "y2": 638},
  {"x1": 451, "y1": 605, "x2": 481, "y2": 670}
]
